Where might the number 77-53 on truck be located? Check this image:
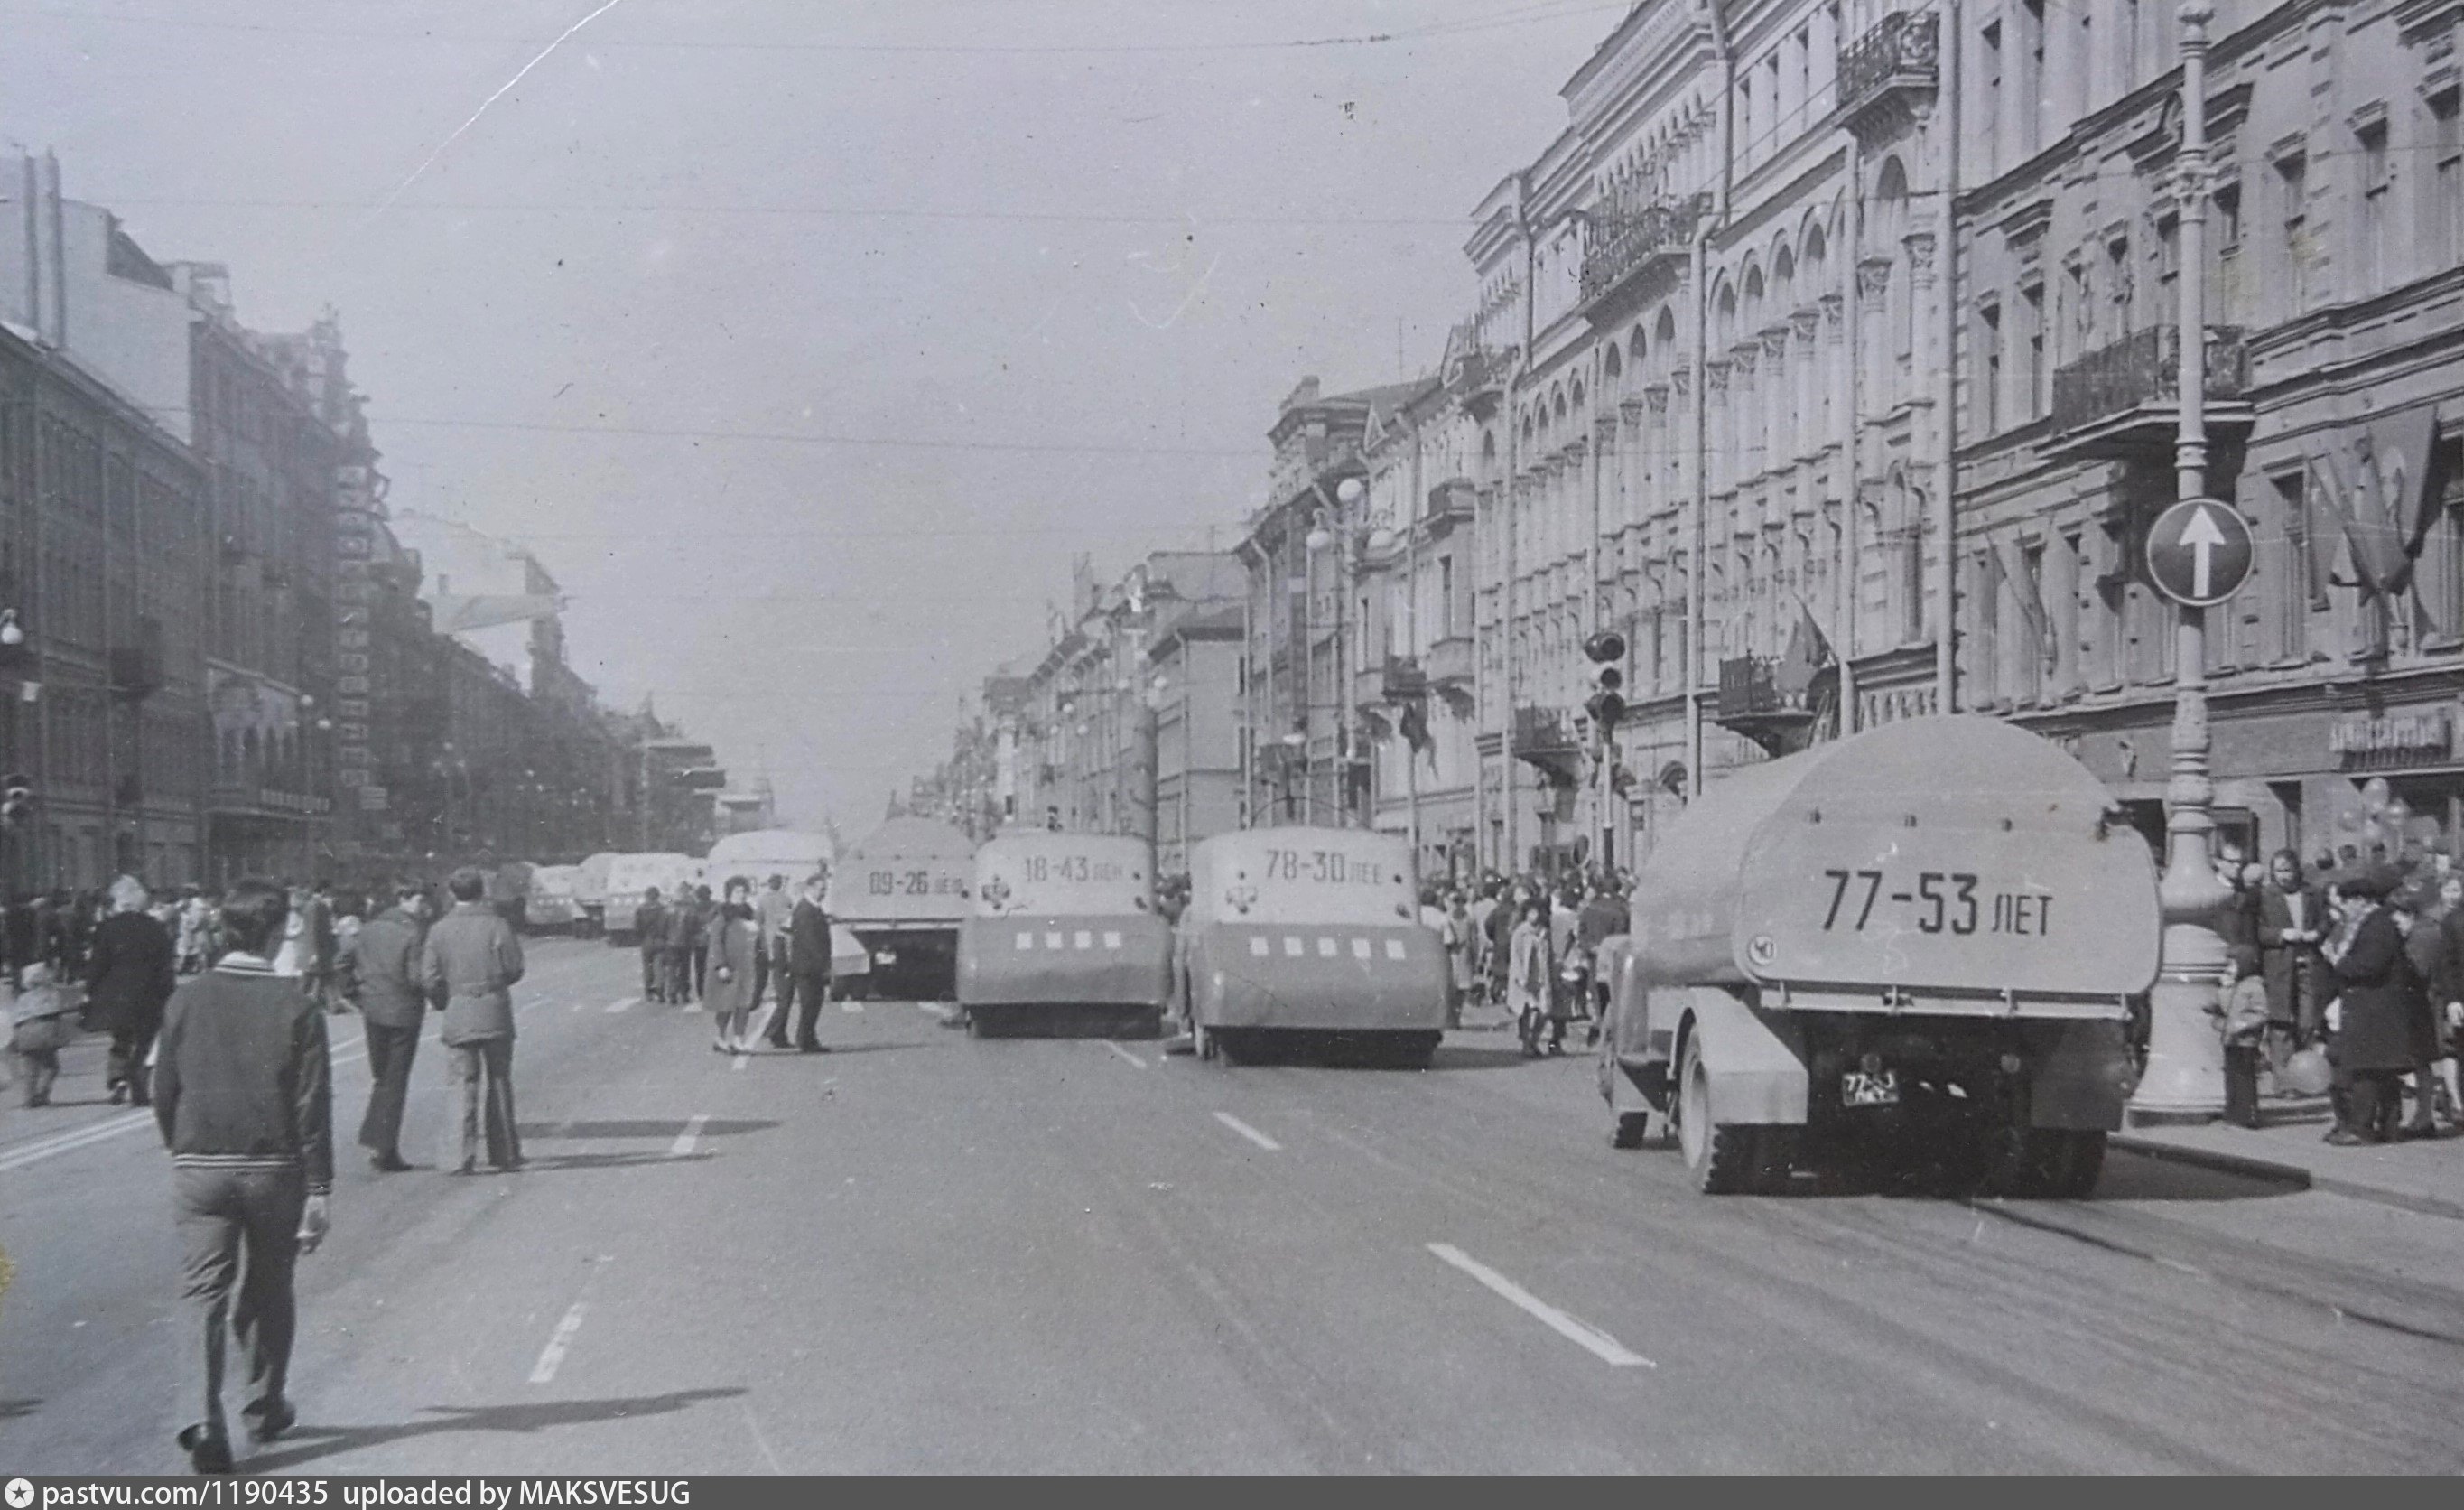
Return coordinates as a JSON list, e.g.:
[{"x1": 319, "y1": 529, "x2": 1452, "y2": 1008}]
[{"x1": 1594, "y1": 715, "x2": 2161, "y2": 1197}]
